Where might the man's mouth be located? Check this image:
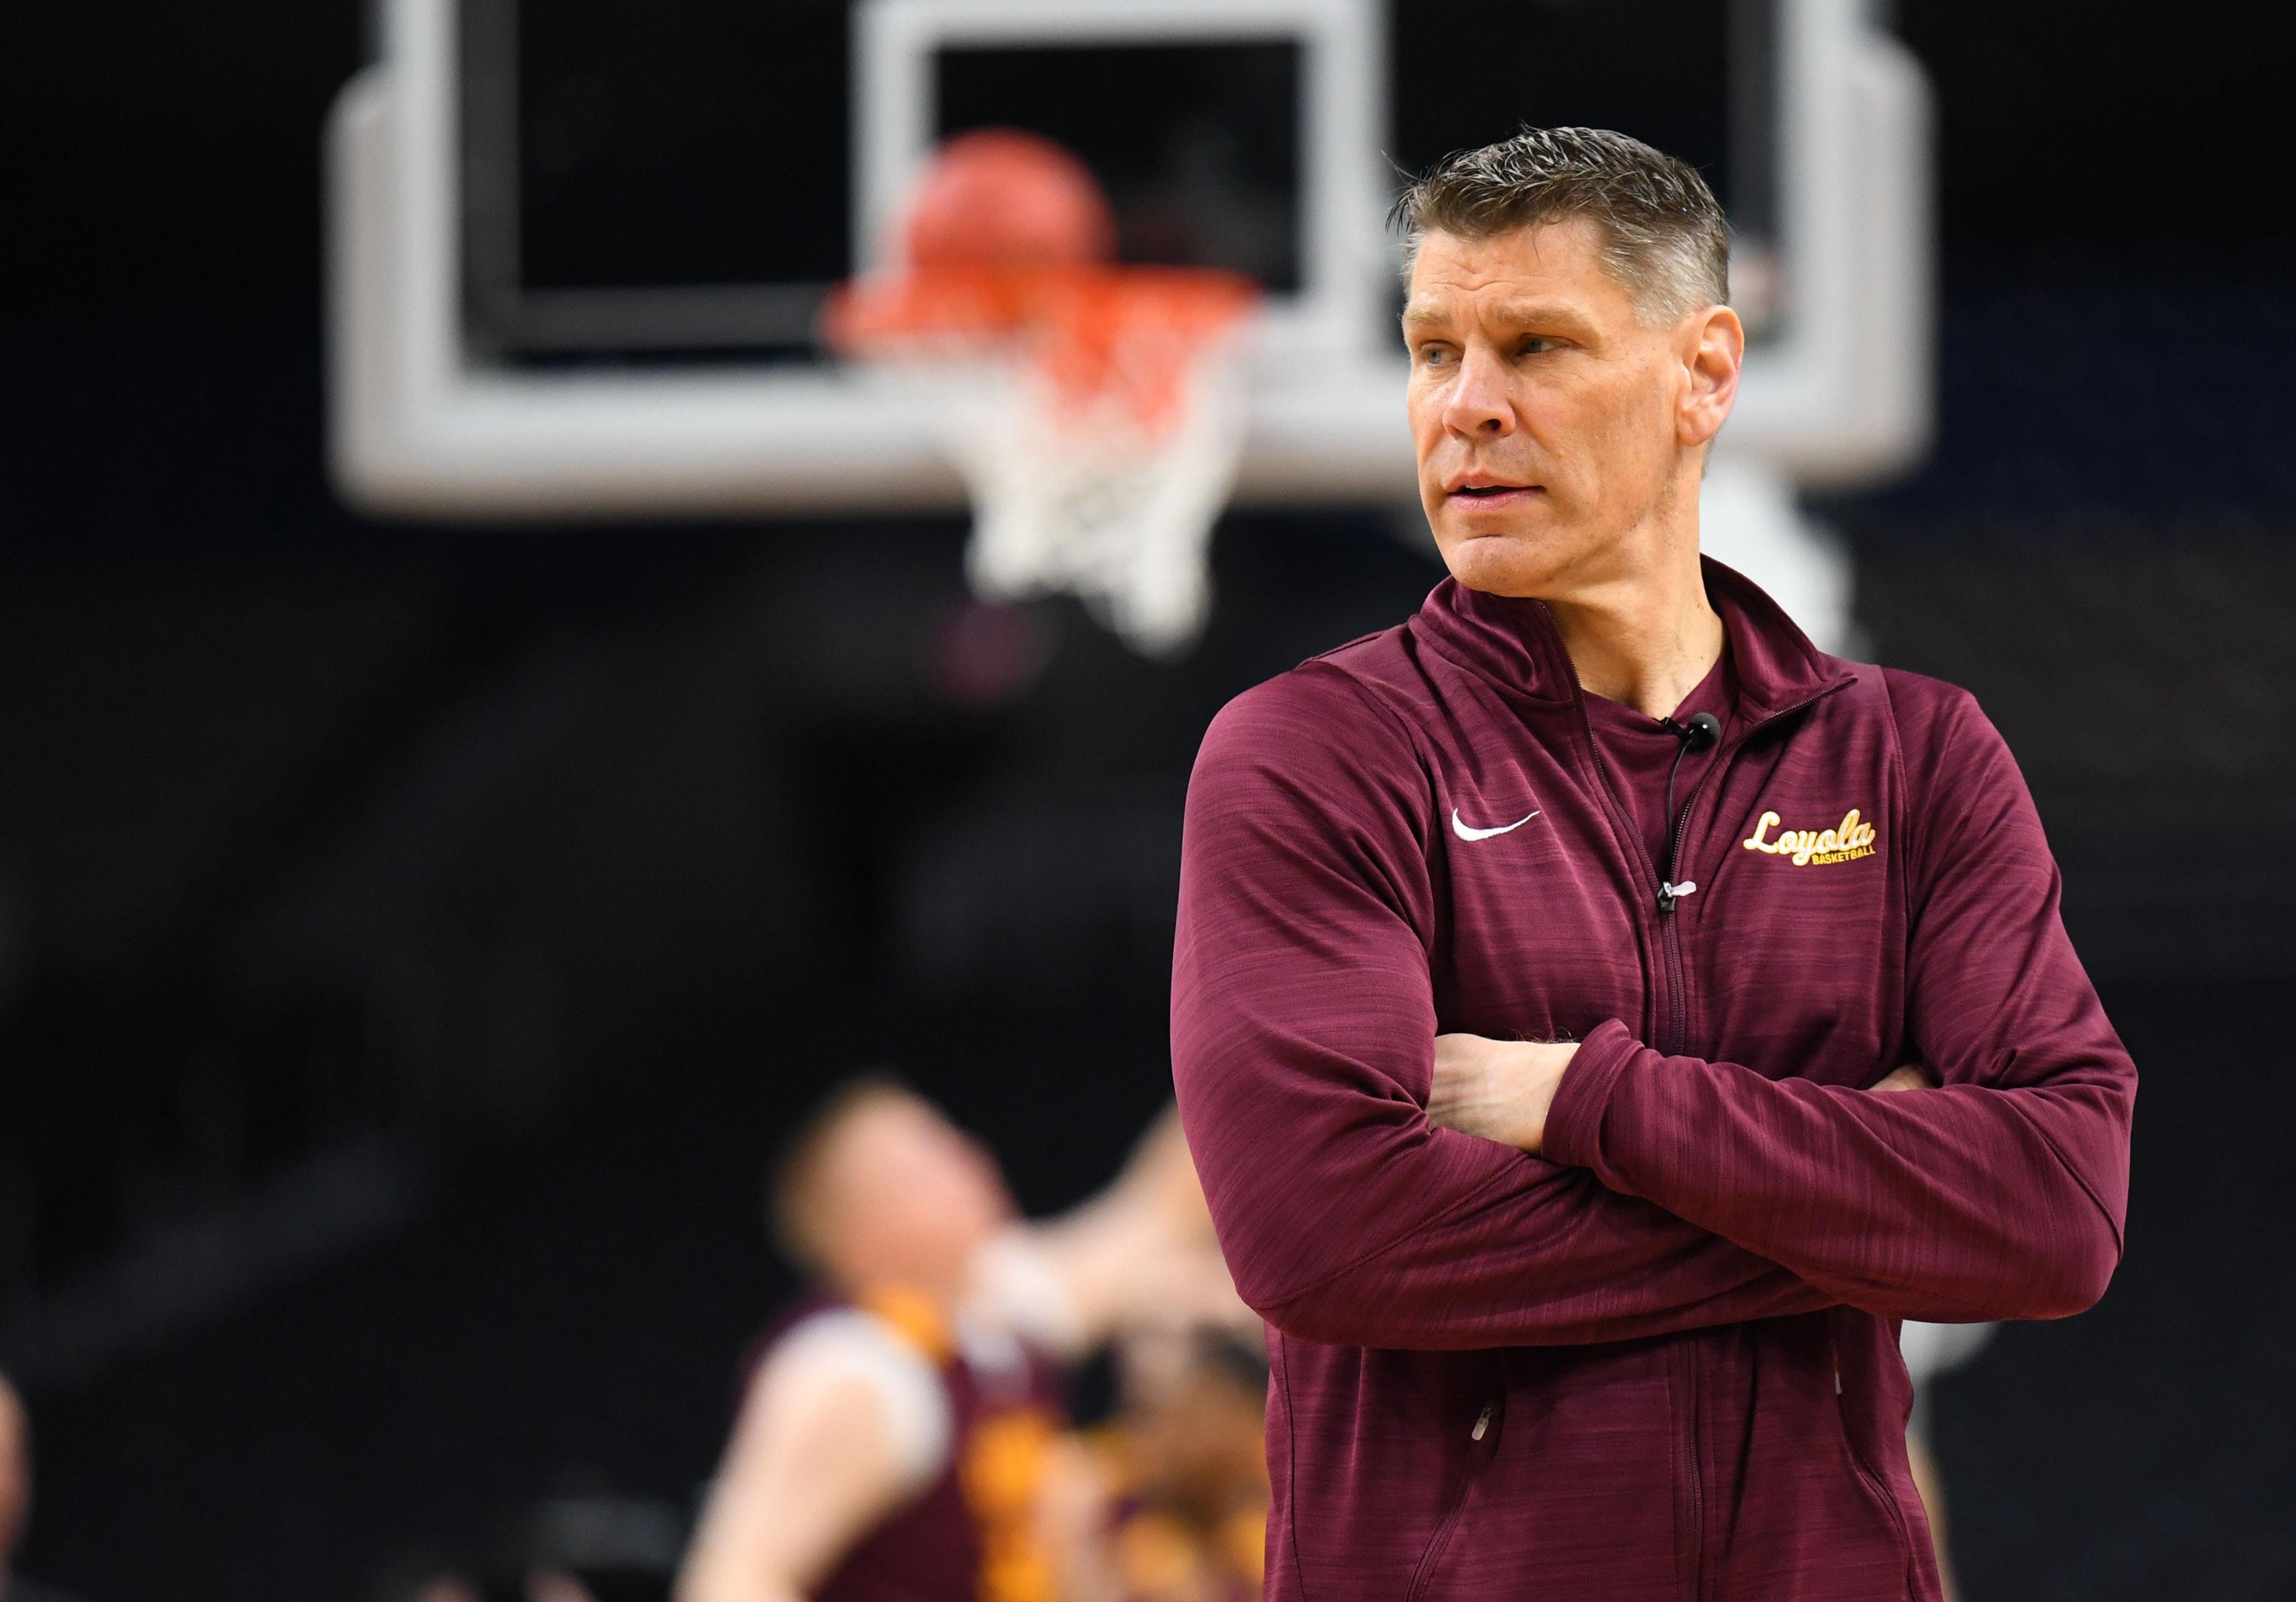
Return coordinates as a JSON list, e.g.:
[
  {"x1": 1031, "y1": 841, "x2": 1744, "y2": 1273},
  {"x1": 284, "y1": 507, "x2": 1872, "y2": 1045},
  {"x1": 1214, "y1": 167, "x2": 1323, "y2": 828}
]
[{"x1": 1447, "y1": 479, "x2": 1544, "y2": 505}]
